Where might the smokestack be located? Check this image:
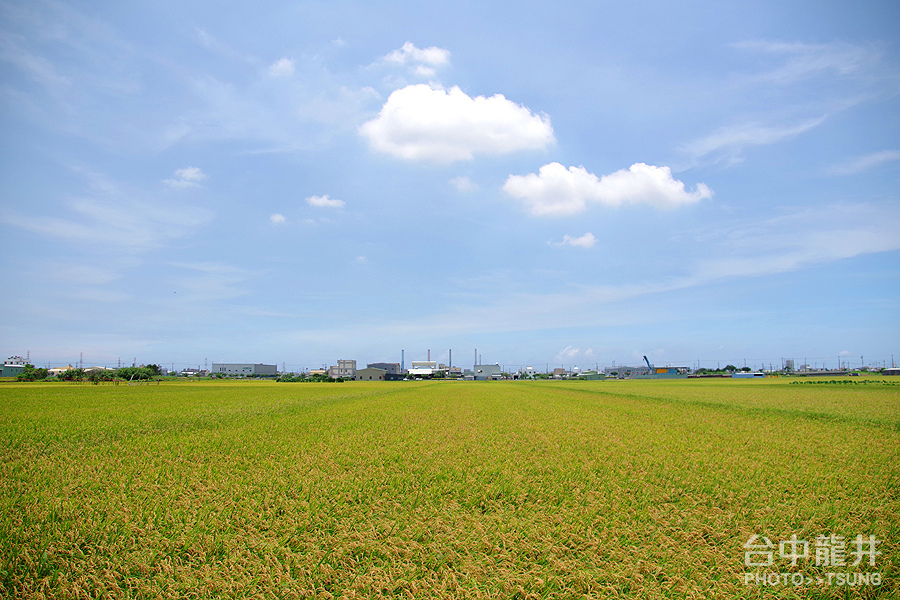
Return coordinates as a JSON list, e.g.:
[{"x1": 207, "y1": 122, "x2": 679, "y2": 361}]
[
  {"x1": 401, "y1": 349, "x2": 404, "y2": 371},
  {"x1": 474, "y1": 349, "x2": 477, "y2": 368},
  {"x1": 428, "y1": 349, "x2": 430, "y2": 362}
]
